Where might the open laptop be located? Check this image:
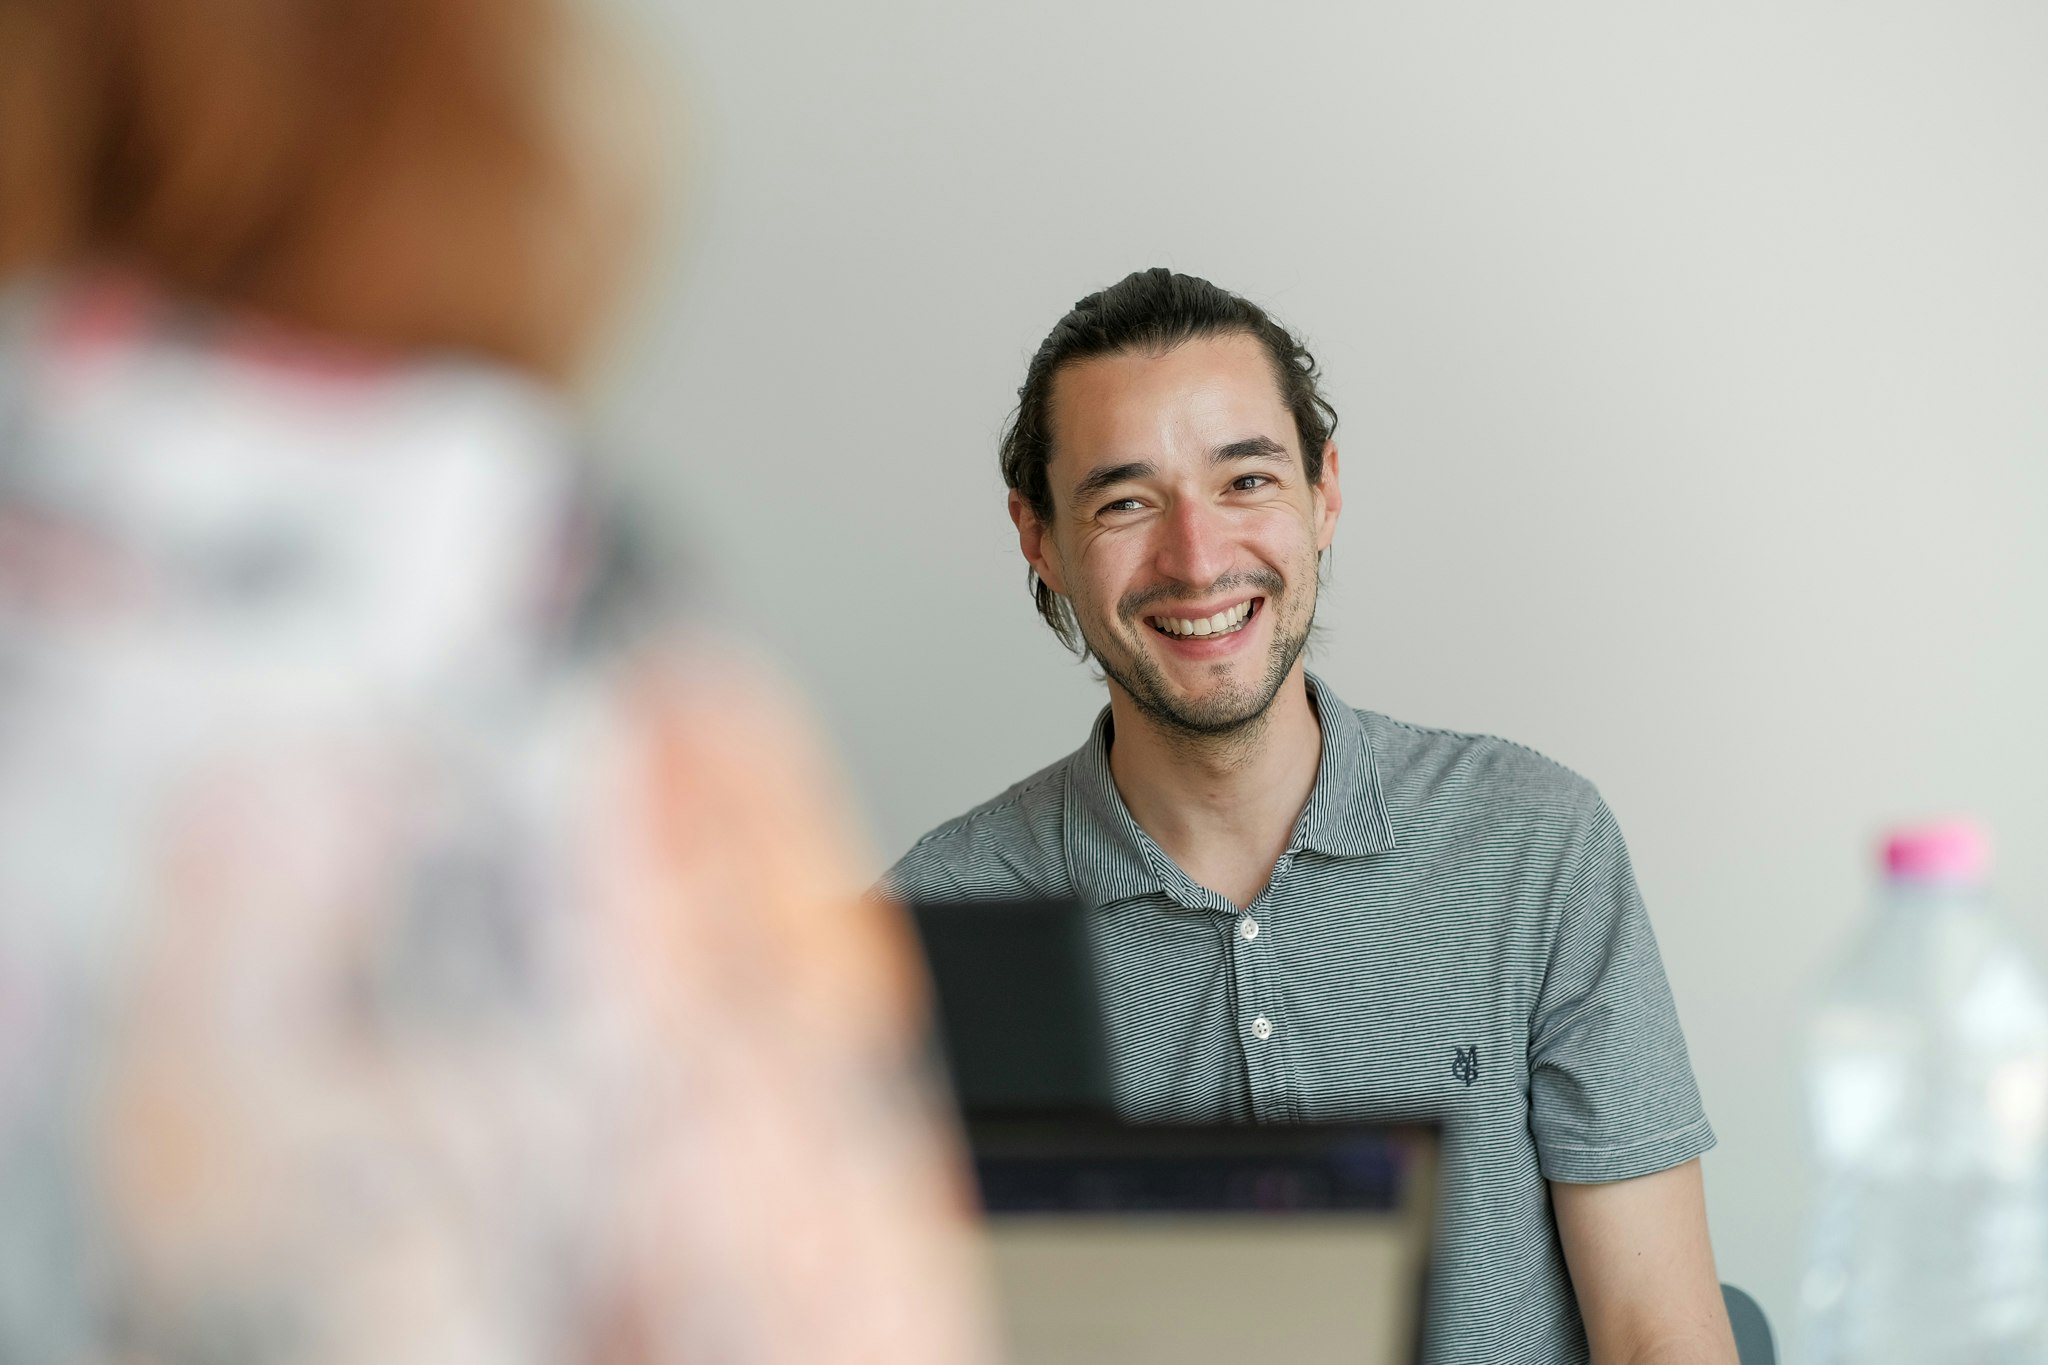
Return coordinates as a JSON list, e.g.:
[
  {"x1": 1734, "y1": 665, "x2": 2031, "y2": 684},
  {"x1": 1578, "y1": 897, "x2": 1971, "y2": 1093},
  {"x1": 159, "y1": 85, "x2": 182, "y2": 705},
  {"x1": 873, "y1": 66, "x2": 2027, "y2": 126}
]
[{"x1": 910, "y1": 899, "x2": 1439, "y2": 1365}]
